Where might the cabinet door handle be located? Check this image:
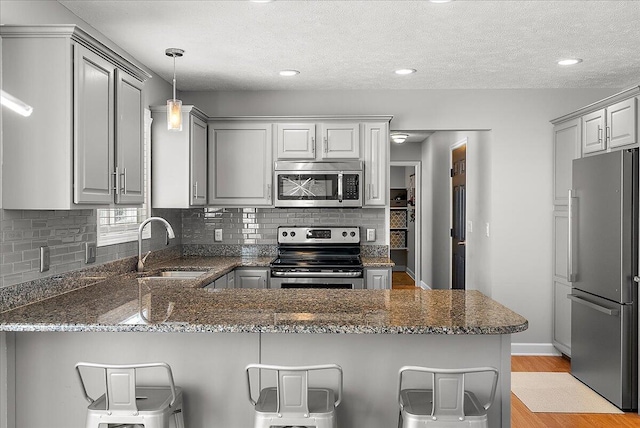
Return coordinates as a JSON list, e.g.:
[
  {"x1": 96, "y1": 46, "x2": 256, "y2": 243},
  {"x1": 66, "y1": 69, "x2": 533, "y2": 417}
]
[
  {"x1": 311, "y1": 136, "x2": 315, "y2": 154},
  {"x1": 112, "y1": 167, "x2": 120, "y2": 195},
  {"x1": 122, "y1": 168, "x2": 127, "y2": 195},
  {"x1": 267, "y1": 183, "x2": 272, "y2": 201},
  {"x1": 597, "y1": 125, "x2": 603, "y2": 143},
  {"x1": 324, "y1": 137, "x2": 328, "y2": 153},
  {"x1": 193, "y1": 182, "x2": 198, "y2": 199},
  {"x1": 606, "y1": 125, "x2": 611, "y2": 143}
]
